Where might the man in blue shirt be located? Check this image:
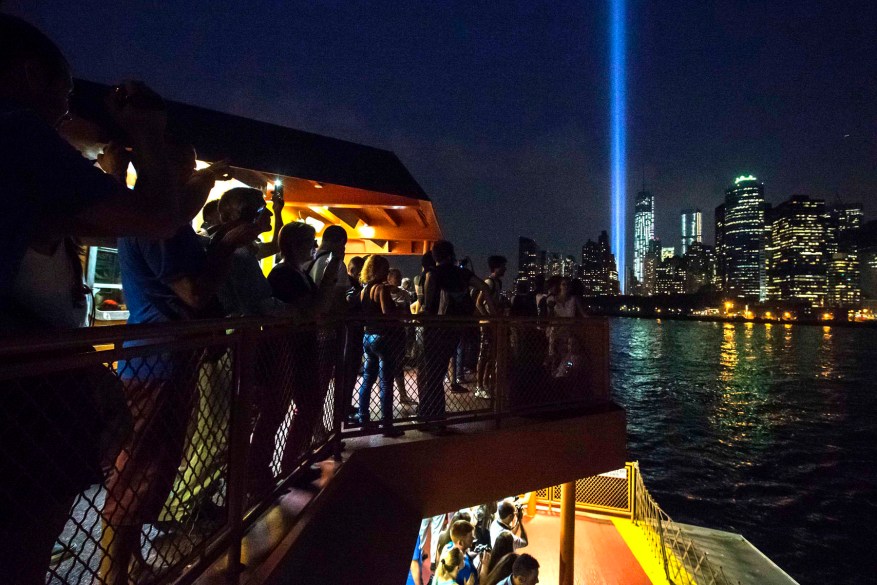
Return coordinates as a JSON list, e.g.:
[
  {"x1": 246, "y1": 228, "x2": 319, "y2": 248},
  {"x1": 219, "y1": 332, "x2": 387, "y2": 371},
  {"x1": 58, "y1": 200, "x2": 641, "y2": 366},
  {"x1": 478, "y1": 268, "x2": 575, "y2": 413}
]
[
  {"x1": 100, "y1": 141, "x2": 260, "y2": 583},
  {"x1": 442, "y1": 520, "x2": 487, "y2": 585},
  {"x1": 406, "y1": 533, "x2": 424, "y2": 585},
  {"x1": 0, "y1": 14, "x2": 200, "y2": 583}
]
